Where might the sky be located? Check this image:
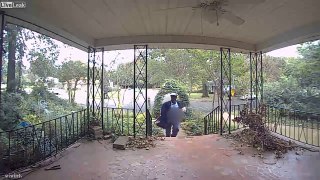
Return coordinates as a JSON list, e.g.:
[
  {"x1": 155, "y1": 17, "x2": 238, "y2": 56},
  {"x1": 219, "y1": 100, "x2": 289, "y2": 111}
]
[
  {"x1": 266, "y1": 45, "x2": 300, "y2": 58},
  {"x1": 23, "y1": 39, "x2": 300, "y2": 69},
  {"x1": 57, "y1": 44, "x2": 300, "y2": 64}
]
